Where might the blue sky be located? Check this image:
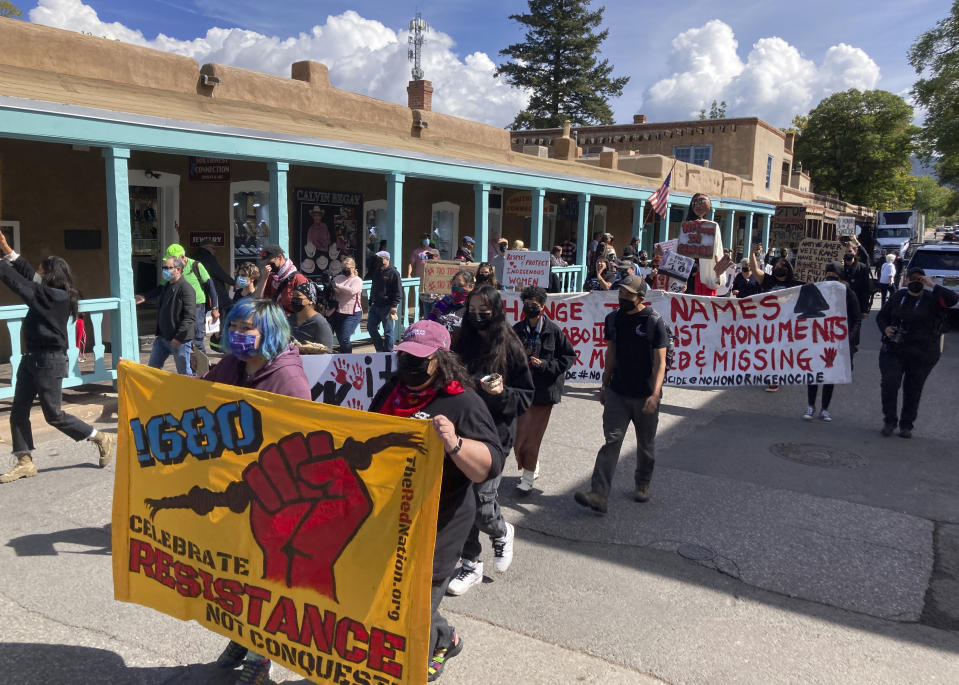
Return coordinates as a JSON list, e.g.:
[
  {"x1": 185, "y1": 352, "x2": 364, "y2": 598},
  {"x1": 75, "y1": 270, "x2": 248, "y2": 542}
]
[{"x1": 23, "y1": 0, "x2": 952, "y2": 128}]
